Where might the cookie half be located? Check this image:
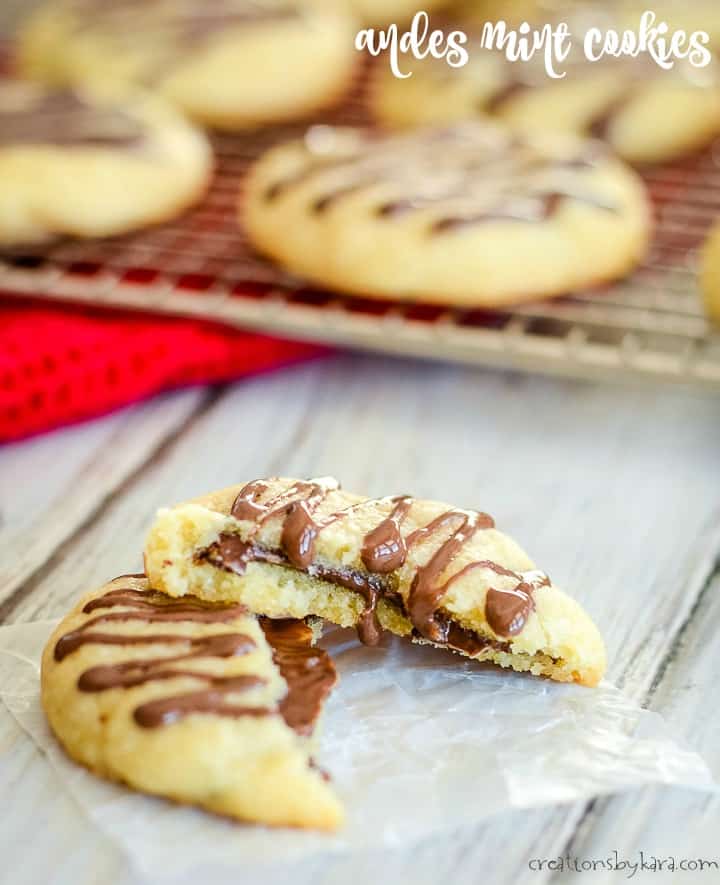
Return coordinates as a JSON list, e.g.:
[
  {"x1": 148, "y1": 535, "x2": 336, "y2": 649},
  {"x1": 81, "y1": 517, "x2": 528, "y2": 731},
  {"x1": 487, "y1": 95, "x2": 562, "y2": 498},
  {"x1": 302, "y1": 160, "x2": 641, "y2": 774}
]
[
  {"x1": 0, "y1": 80, "x2": 212, "y2": 247},
  {"x1": 19, "y1": 0, "x2": 357, "y2": 130},
  {"x1": 370, "y1": 34, "x2": 720, "y2": 166},
  {"x1": 243, "y1": 122, "x2": 650, "y2": 306},
  {"x1": 41, "y1": 575, "x2": 342, "y2": 830},
  {"x1": 145, "y1": 477, "x2": 607, "y2": 687}
]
